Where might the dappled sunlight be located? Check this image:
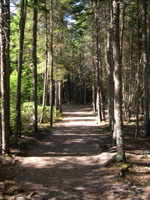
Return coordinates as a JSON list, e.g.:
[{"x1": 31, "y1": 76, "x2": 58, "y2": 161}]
[
  {"x1": 64, "y1": 138, "x2": 86, "y2": 144},
  {"x1": 20, "y1": 152, "x2": 115, "y2": 167},
  {"x1": 59, "y1": 113, "x2": 97, "y2": 127},
  {"x1": 15, "y1": 154, "x2": 118, "y2": 200},
  {"x1": 13, "y1": 105, "x2": 142, "y2": 200},
  {"x1": 53, "y1": 132, "x2": 101, "y2": 136},
  {"x1": 63, "y1": 111, "x2": 93, "y2": 115},
  {"x1": 62, "y1": 120, "x2": 97, "y2": 126}
]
